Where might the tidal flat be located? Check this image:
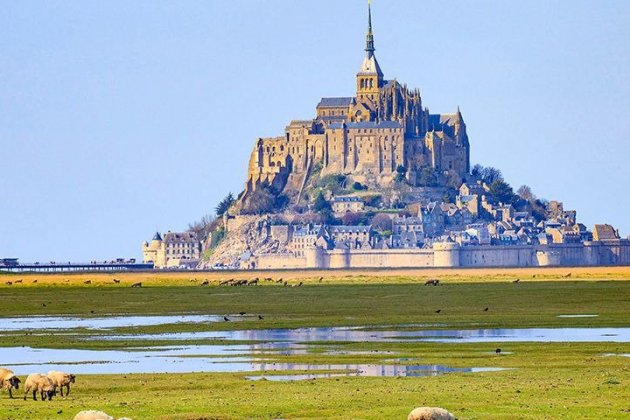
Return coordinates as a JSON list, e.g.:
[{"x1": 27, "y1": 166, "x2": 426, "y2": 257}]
[{"x1": 0, "y1": 271, "x2": 629, "y2": 419}]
